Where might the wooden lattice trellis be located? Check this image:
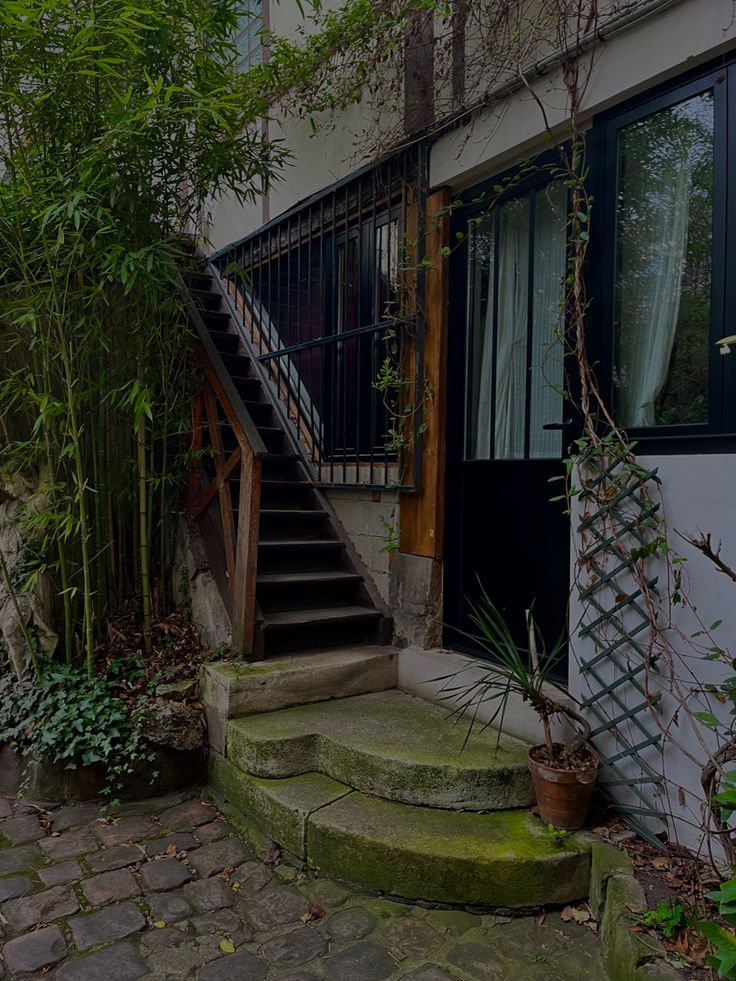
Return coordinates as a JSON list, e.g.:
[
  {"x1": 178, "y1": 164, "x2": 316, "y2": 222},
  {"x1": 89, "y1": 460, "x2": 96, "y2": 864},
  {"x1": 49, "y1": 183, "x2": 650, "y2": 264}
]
[{"x1": 575, "y1": 449, "x2": 668, "y2": 843}]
